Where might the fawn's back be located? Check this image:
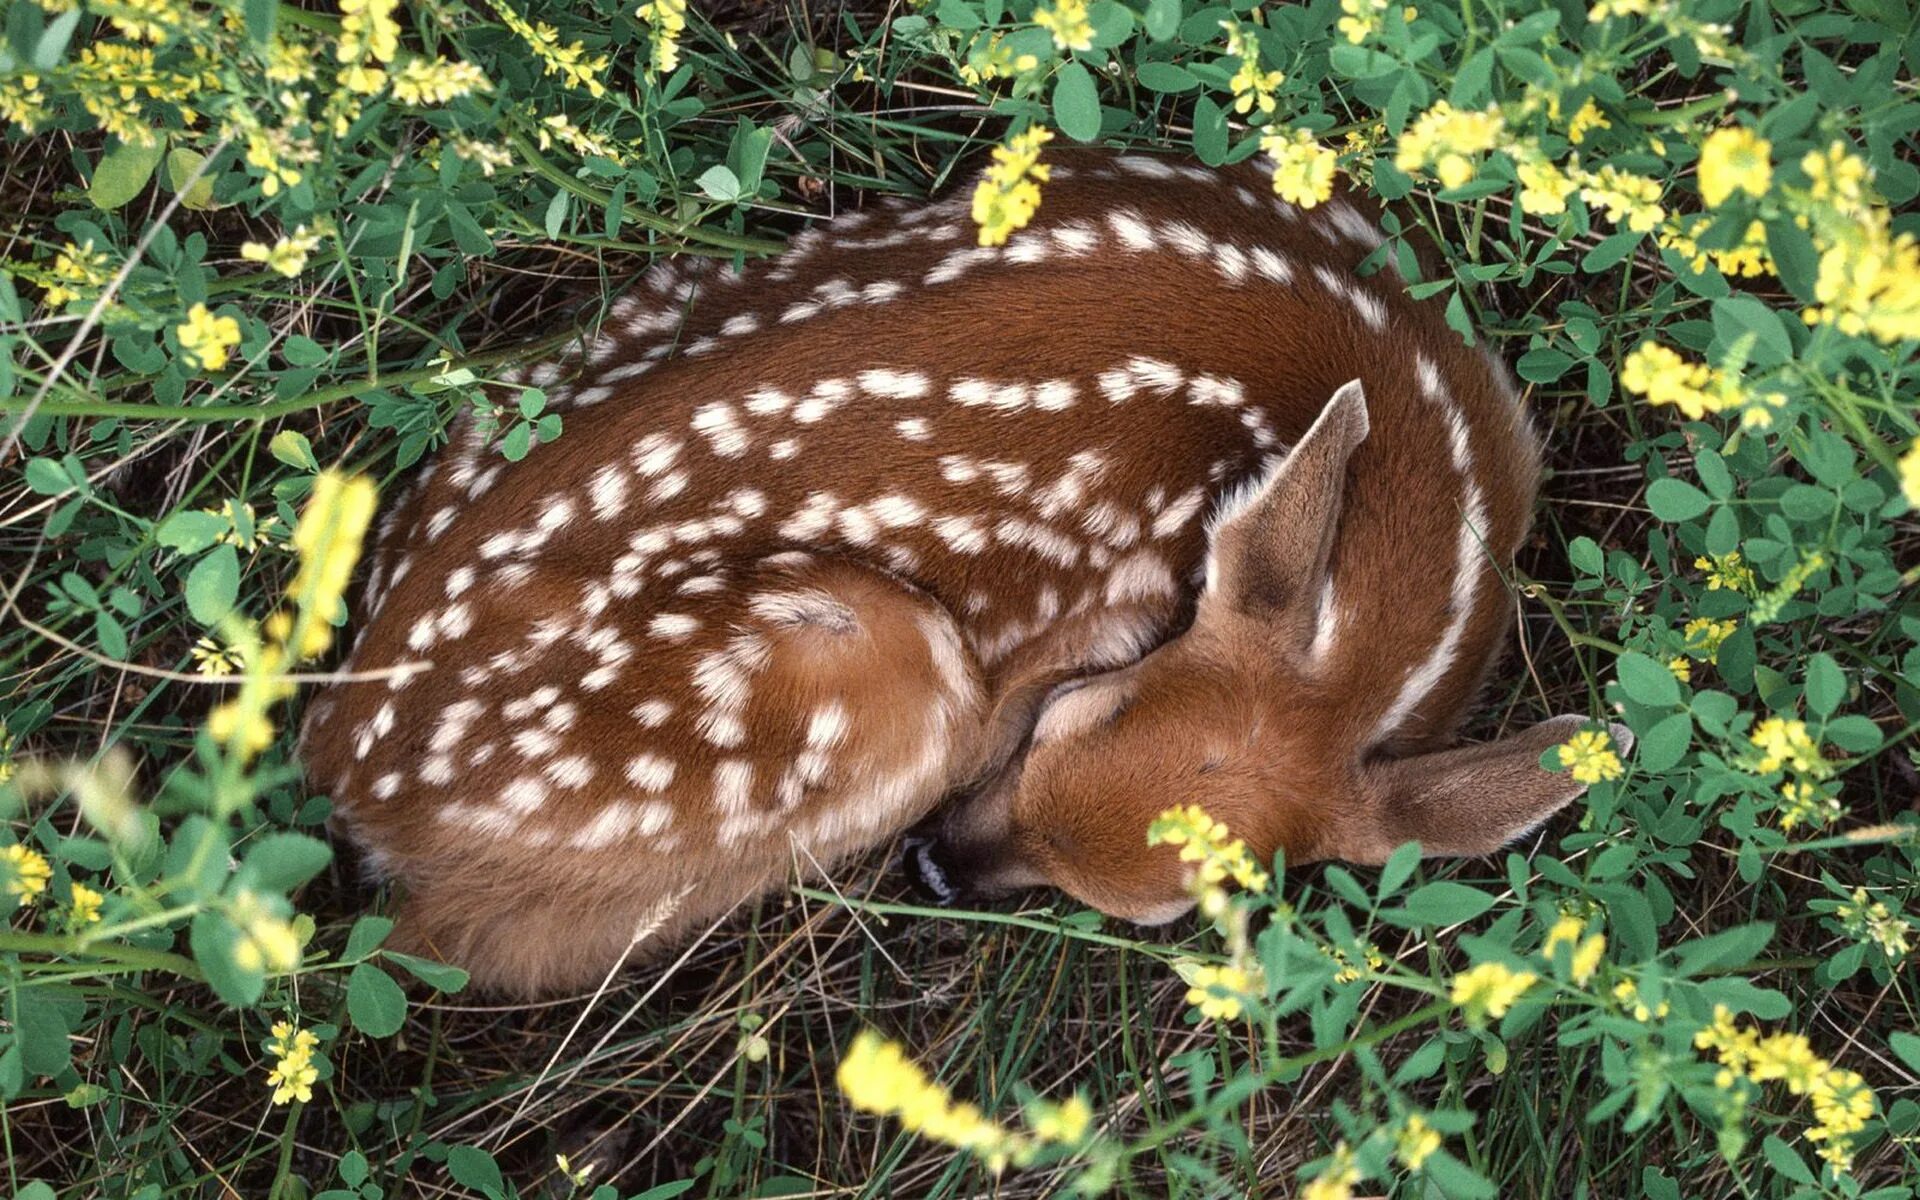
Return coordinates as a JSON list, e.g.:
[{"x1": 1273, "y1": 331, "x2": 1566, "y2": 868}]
[{"x1": 302, "y1": 150, "x2": 1595, "y2": 996}]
